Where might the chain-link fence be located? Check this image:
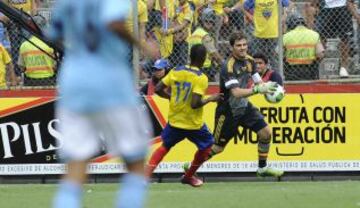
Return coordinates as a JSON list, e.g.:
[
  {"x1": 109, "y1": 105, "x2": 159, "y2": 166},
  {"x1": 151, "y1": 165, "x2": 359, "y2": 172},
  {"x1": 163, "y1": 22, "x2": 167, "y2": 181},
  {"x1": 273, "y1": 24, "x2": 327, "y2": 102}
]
[
  {"x1": 142, "y1": 0, "x2": 360, "y2": 82},
  {"x1": 0, "y1": 0, "x2": 359, "y2": 89}
]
